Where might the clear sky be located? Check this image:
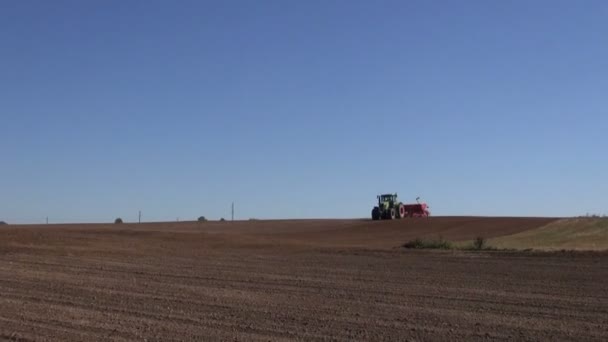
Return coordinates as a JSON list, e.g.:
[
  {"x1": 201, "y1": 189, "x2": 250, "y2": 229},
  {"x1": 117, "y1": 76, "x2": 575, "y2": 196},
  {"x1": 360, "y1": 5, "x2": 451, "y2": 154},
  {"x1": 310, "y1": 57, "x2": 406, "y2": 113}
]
[{"x1": 1, "y1": 1, "x2": 607, "y2": 223}]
